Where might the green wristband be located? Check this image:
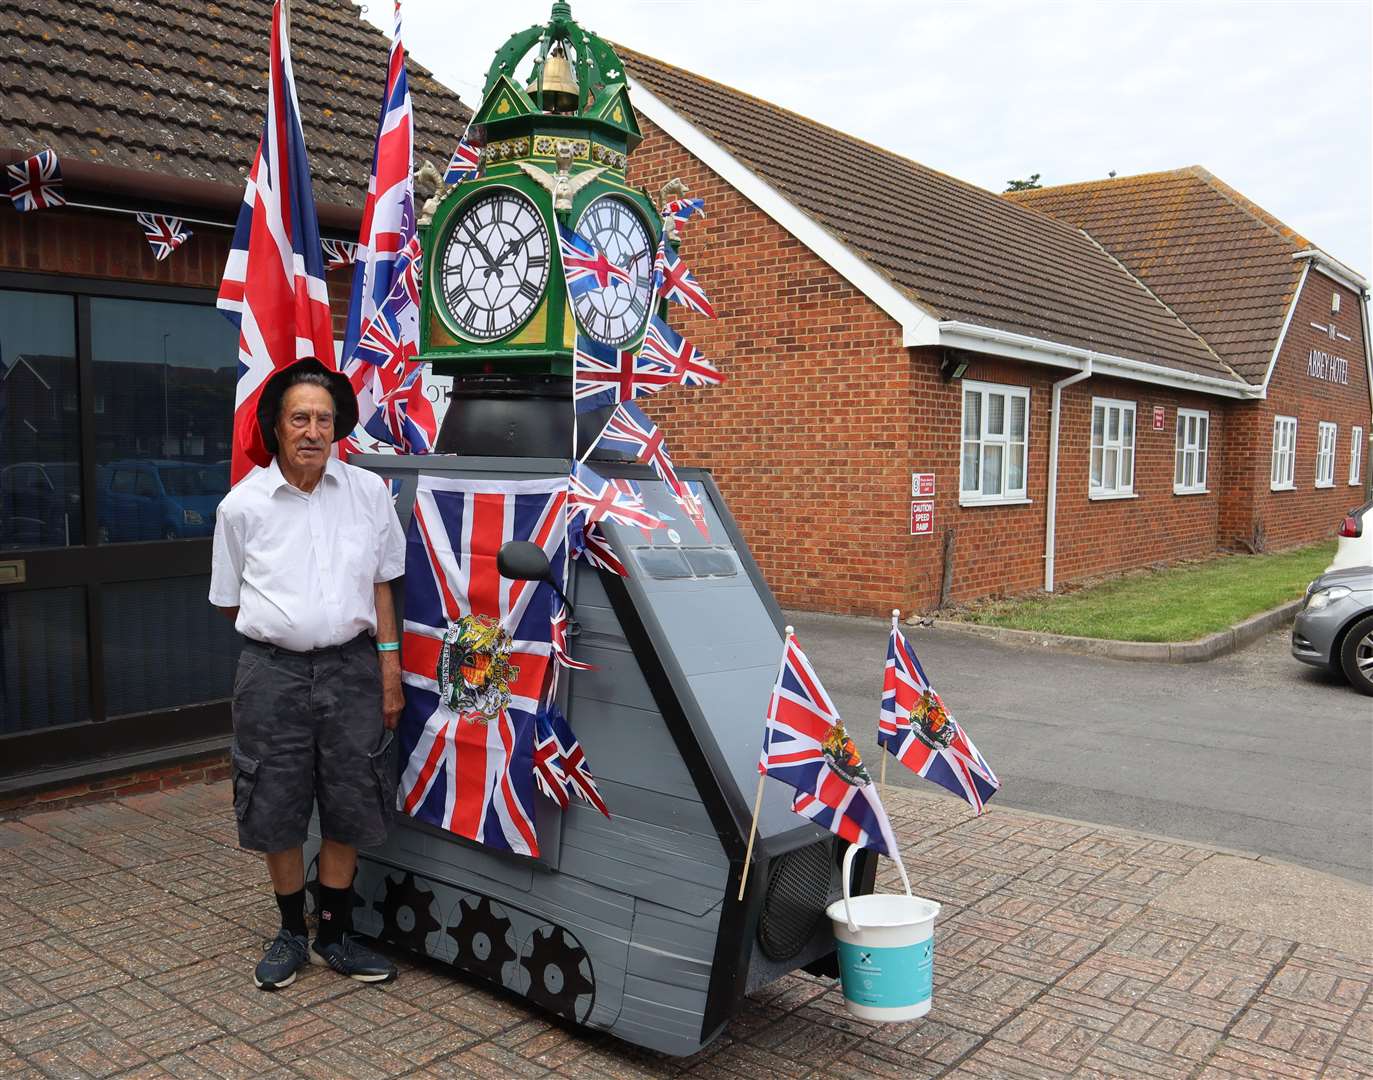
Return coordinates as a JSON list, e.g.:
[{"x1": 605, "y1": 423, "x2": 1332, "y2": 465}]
[{"x1": 376, "y1": 641, "x2": 400, "y2": 653}]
